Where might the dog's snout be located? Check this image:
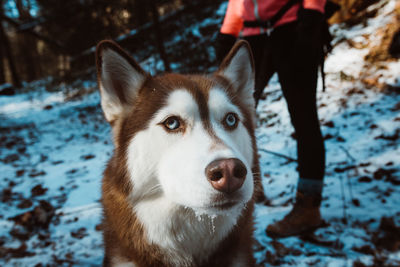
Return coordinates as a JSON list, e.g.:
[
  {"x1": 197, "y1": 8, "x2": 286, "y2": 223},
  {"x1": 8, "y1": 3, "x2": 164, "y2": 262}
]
[{"x1": 205, "y1": 158, "x2": 247, "y2": 193}]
